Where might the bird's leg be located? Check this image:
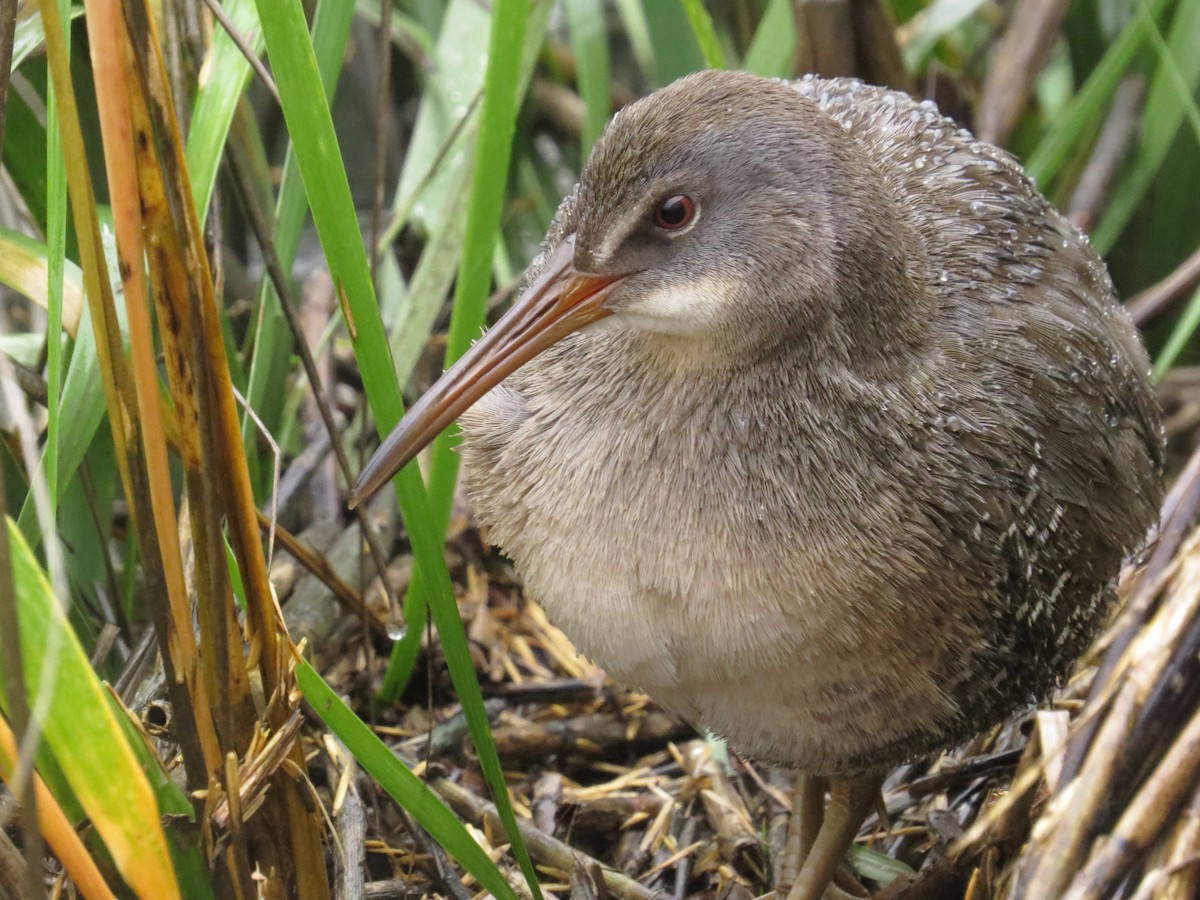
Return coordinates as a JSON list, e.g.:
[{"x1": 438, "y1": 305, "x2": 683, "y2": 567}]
[
  {"x1": 783, "y1": 772, "x2": 883, "y2": 900},
  {"x1": 779, "y1": 774, "x2": 828, "y2": 891}
]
